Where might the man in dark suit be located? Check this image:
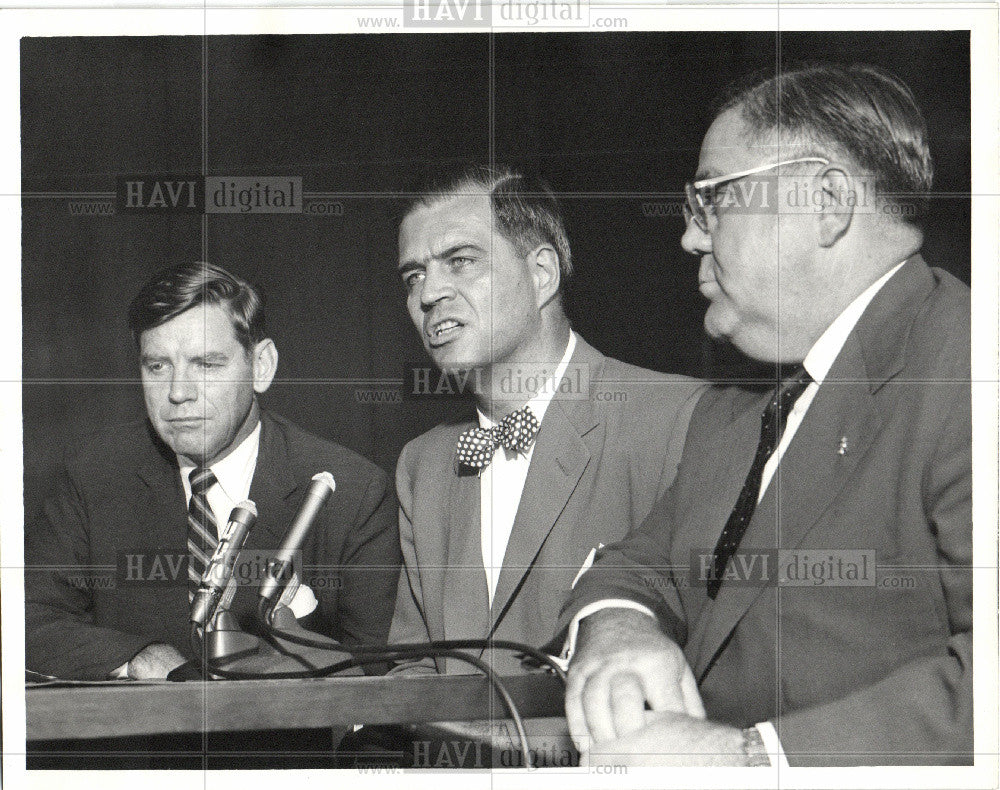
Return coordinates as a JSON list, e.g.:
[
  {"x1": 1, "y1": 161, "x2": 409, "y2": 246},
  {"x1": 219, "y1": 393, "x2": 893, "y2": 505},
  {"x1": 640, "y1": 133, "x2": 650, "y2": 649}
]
[
  {"x1": 560, "y1": 64, "x2": 971, "y2": 766},
  {"x1": 25, "y1": 262, "x2": 401, "y2": 680},
  {"x1": 390, "y1": 166, "x2": 705, "y2": 674}
]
